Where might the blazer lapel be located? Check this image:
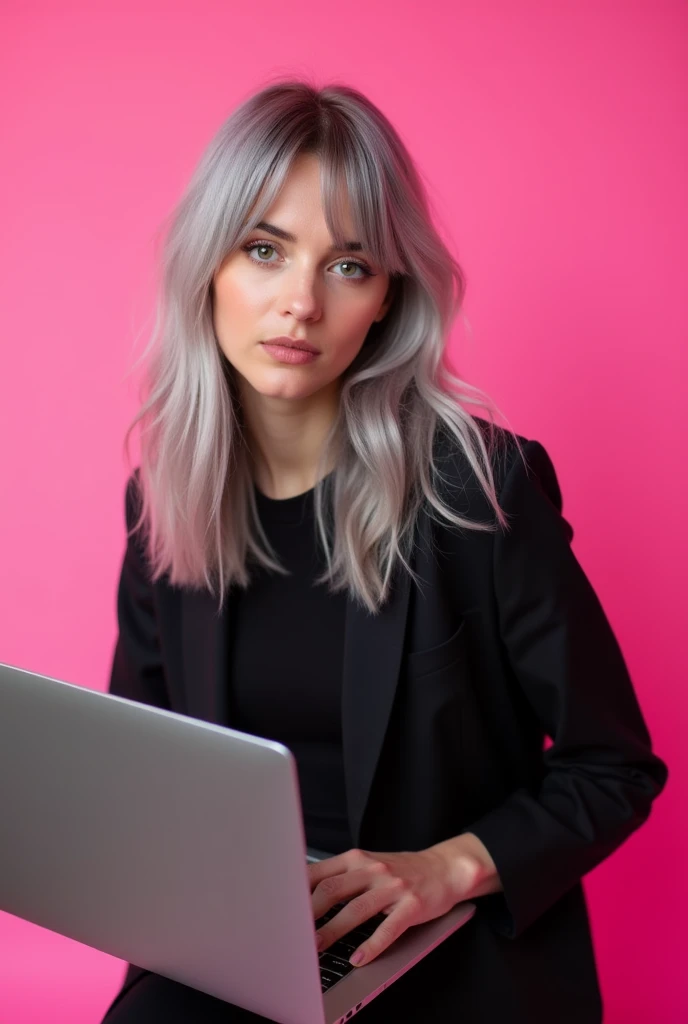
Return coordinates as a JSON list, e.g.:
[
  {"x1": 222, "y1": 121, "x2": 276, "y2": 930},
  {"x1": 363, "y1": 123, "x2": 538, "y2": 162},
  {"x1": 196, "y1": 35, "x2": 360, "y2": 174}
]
[
  {"x1": 181, "y1": 585, "x2": 232, "y2": 727},
  {"x1": 341, "y1": 564, "x2": 412, "y2": 846},
  {"x1": 341, "y1": 508, "x2": 429, "y2": 844},
  {"x1": 180, "y1": 542, "x2": 415, "y2": 848}
]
